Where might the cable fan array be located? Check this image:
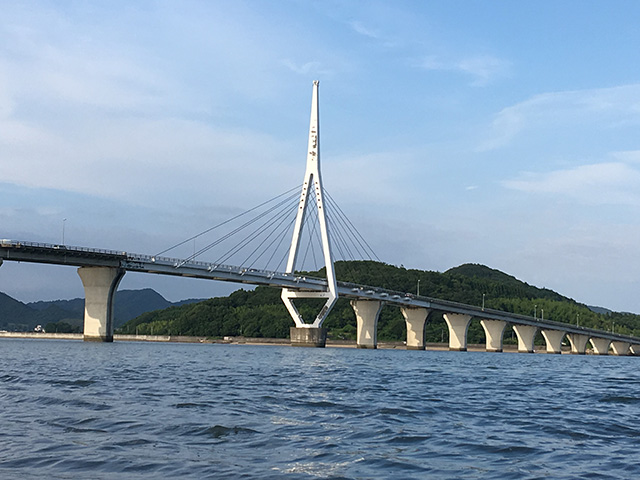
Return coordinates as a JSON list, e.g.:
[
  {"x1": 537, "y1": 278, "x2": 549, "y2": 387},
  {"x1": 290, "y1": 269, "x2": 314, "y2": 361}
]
[{"x1": 156, "y1": 187, "x2": 379, "y2": 274}]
